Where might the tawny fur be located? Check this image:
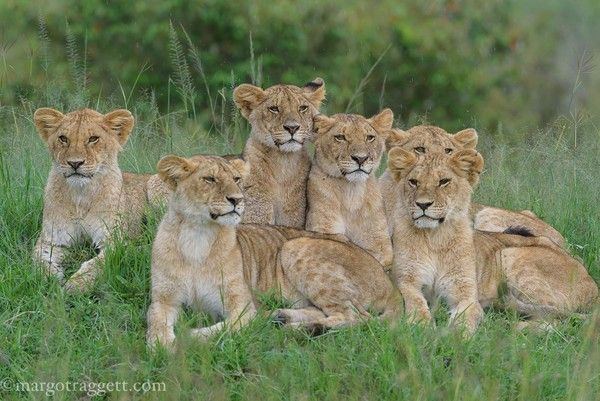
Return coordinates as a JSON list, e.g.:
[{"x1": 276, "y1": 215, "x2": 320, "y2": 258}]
[
  {"x1": 233, "y1": 78, "x2": 326, "y2": 228},
  {"x1": 146, "y1": 155, "x2": 402, "y2": 349},
  {"x1": 32, "y1": 108, "x2": 170, "y2": 292},
  {"x1": 382, "y1": 148, "x2": 598, "y2": 333},
  {"x1": 386, "y1": 125, "x2": 566, "y2": 247},
  {"x1": 306, "y1": 110, "x2": 394, "y2": 267}
]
